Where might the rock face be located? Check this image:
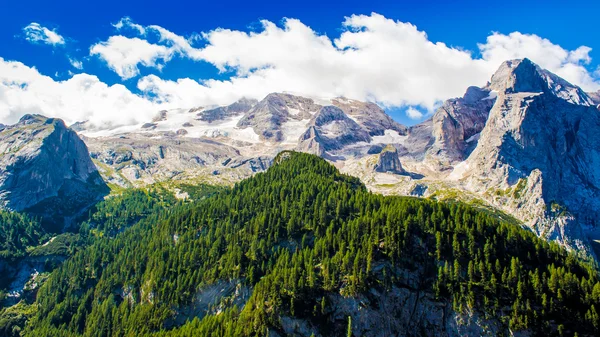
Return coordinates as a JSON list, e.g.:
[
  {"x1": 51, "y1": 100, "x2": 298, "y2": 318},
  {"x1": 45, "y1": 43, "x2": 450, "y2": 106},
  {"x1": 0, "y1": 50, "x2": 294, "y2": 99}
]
[
  {"x1": 587, "y1": 90, "x2": 600, "y2": 105},
  {"x1": 237, "y1": 93, "x2": 320, "y2": 141},
  {"x1": 453, "y1": 59, "x2": 600, "y2": 253},
  {"x1": 86, "y1": 133, "x2": 249, "y2": 187},
  {"x1": 298, "y1": 106, "x2": 371, "y2": 154},
  {"x1": 0, "y1": 115, "x2": 107, "y2": 229},
  {"x1": 331, "y1": 97, "x2": 407, "y2": 136},
  {"x1": 375, "y1": 145, "x2": 404, "y2": 174},
  {"x1": 152, "y1": 110, "x2": 168, "y2": 122},
  {"x1": 197, "y1": 98, "x2": 257, "y2": 123},
  {"x1": 426, "y1": 86, "x2": 495, "y2": 169}
]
